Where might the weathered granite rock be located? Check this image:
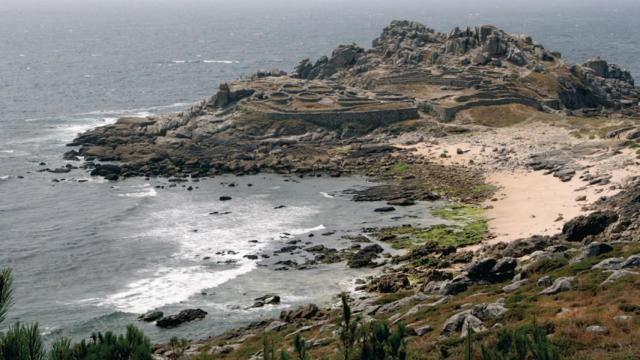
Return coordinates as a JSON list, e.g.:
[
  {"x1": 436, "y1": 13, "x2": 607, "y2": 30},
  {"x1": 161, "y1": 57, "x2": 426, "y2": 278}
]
[
  {"x1": 280, "y1": 304, "x2": 321, "y2": 323},
  {"x1": 367, "y1": 273, "x2": 411, "y2": 293},
  {"x1": 540, "y1": 277, "x2": 573, "y2": 295}
]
